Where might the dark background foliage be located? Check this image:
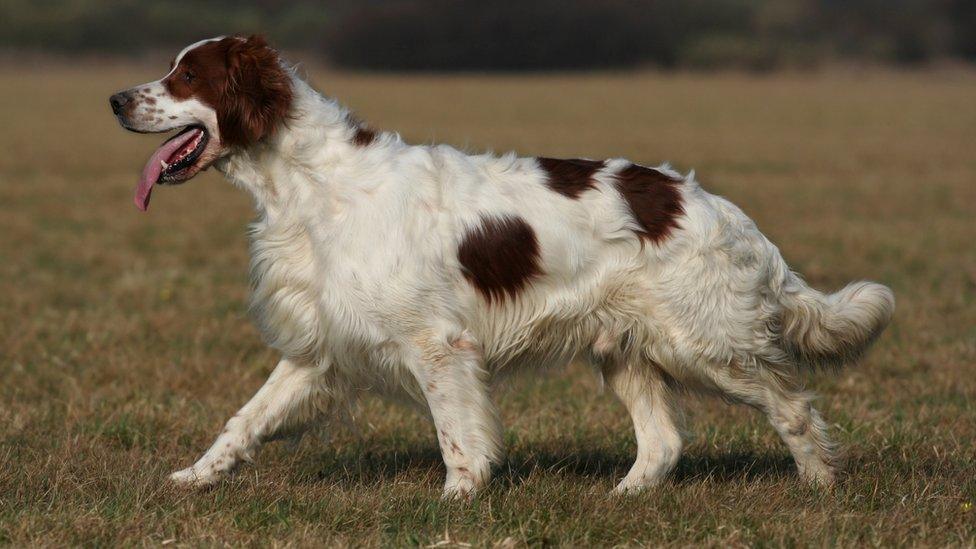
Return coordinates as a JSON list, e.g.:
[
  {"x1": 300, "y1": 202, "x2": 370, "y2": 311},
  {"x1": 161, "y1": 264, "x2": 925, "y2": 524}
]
[{"x1": 2, "y1": 0, "x2": 974, "y2": 71}]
